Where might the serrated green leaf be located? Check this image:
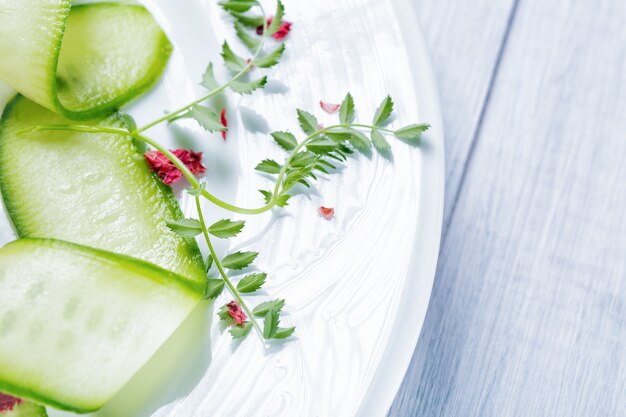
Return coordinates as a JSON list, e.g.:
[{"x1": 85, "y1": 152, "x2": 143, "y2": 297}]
[
  {"x1": 275, "y1": 193, "x2": 290, "y2": 207},
  {"x1": 339, "y1": 93, "x2": 355, "y2": 124},
  {"x1": 229, "y1": 321, "x2": 253, "y2": 338},
  {"x1": 373, "y1": 95, "x2": 394, "y2": 126},
  {"x1": 253, "y1": 299, "x2": 285, "y2": 316},
  {"x1": 263, "y1": 308, "x2": 280, "y2": 339},
  {"x1": 296, "y1": 109, "x2": 320, "y2": 135},
  {"x1": 254, "y1": 43, "x2": 285, "y2": 68},
  {"x1": 229, "y1": 11, "x2": 264, "y2": 27},
  {"x1": 222, "y1": 41, "x2": 247, "y2": 72},
  {"x1": 201, "y1": 63, "x2": 219, "y2": 90},
  {"x1": 259, "y1": 189, "x2": 273, "y2": 203},
  {"x1": 219, "y1": 1, "x2": 254, "y2": 13},
  {"x1": 203, "y1": 278, "x2": 225, "y2": 300},
  {"x1": 189, "y1": 105, "x2": 225, "y2": 132},
  {"x1": 265, "y1": 1, "x2": 284, "y2": 36},
  {"x1": 206, "y1": 254, "x2": 214, "y2": 272},
  {"x1": 318, "y1": 159, "x2": 336, "y2": 169},
  {"x1": 218, "y1": 304, "x2": 233, "y2": 322},
  {"x1": 234, "y1": 21, "x2": 261, "y2": 51},
  {"x1": 230, "y1": 76, "x2": 267, "y2": 94},
  {"x1": 237, "y1": 272, "x2": 267, "y2": 293},
  {"x1": 348, "y1": 129, "x2": 371, "y2": 152},
  {"x1": 208, "y1": 219, "x2": 245, "y2": 239},
  {"x1": 394, "y1": 123, "x2": 430, "y2": 141},
  {"x1": 291, "y1": 151, "x2": 317, "y2": 167},
  {"x1": 338, "y1": 143, "x2": 354, "y2": 155},
  {"x1": 314, "y1": 164, "x2": 329, "y2": 174},
  {"x1": 222, "y1": 251, "x2": 259, "y2": 270},
  {"x1": 306, "y1": 138, "x2": 338, "y2": 154},
  {"x1": 371, "y1": 129, "x2": 391, "y2": 152},
  {"x1": 255, "y1": 159, "x2": 282, "y2": 174},
  {"x1": 273, "y1": 326, "x2": 295, "y2": 339},
  {"x1": 271, "y1": 131, "x2": 298, "y2": 151},
  {"x1": 325, "y1": 131, "x2": 352, "y2": 143},
  {"x1": 166, "y1": 218, "x2": 202, "y2": 238}
]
